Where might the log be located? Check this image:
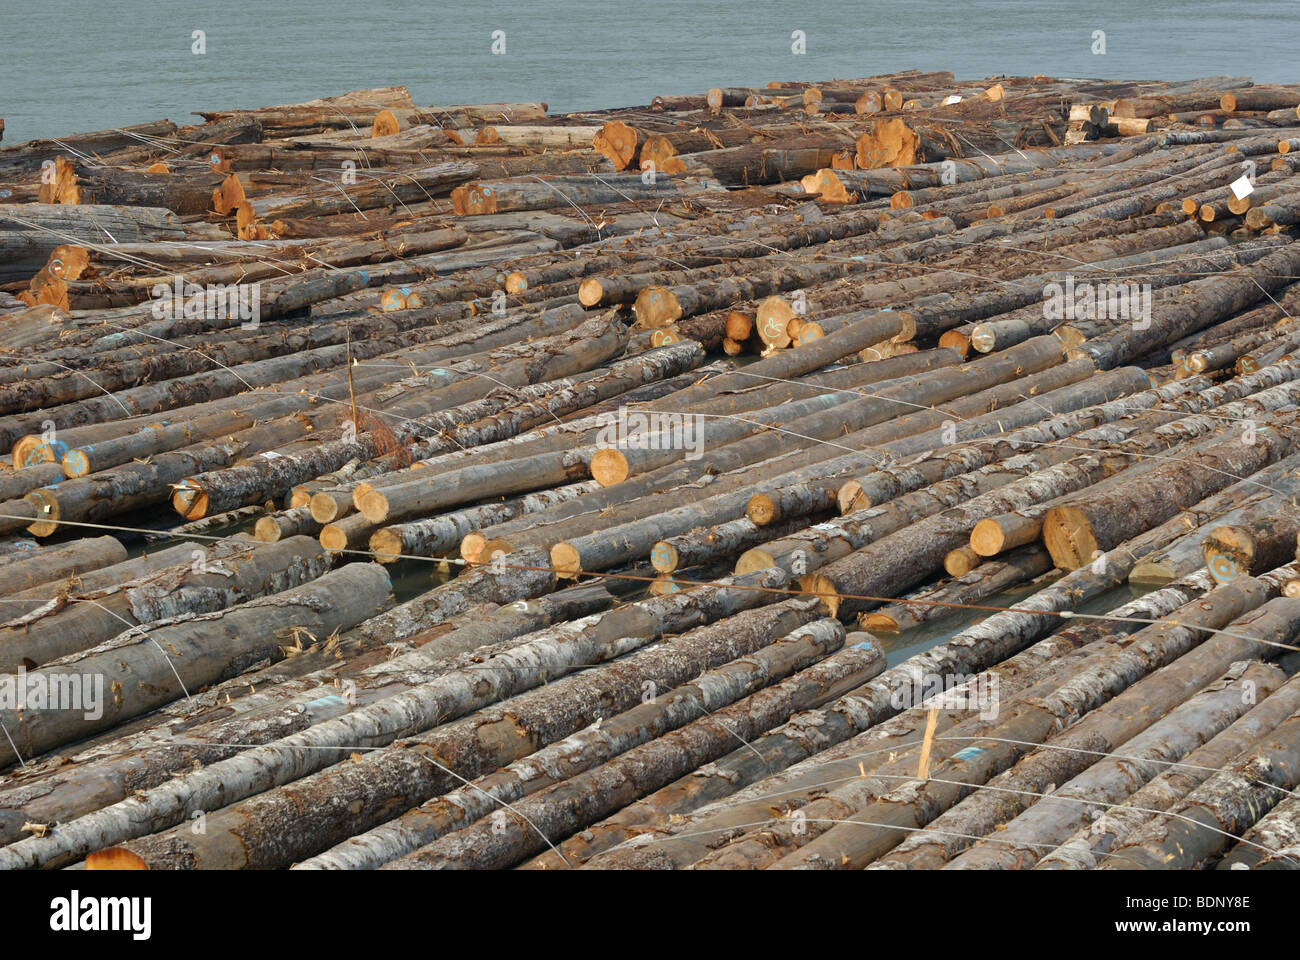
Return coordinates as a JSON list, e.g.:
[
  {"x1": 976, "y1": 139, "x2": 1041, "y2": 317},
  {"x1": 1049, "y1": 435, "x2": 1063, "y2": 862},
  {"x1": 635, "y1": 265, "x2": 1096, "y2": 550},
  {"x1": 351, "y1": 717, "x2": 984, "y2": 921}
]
[
  {"x1": 296, "y1": 618, "x2": 865, "y2": 869},
  {"x1": 451, "y1": 172, "x2": 720, "y2": 215},
  {"x1": 0, "y1": 536, "x2": 330, "y2": 671},
  {"x1": 380, "y1": 629, "x2": 882, "y2": 869},
  {"x1": 0, "y1": 563, "x2": 392, "y2": 767},
  {"x1": 859, "y1": 546, "x2": 1053, "y2": 633},
  {"x1": 0, "y1": 535, "x2": 125, "y2": 598},
  {"x1": 1202, "y1": 517, "x2": 1300, "y2": 582},
  {"x1": 1037, "y1": 673, "x2": 1300, "y2": 869},
  {"x1": 1042, "y1": 422, "x2": 1298, "y2": 570}
]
